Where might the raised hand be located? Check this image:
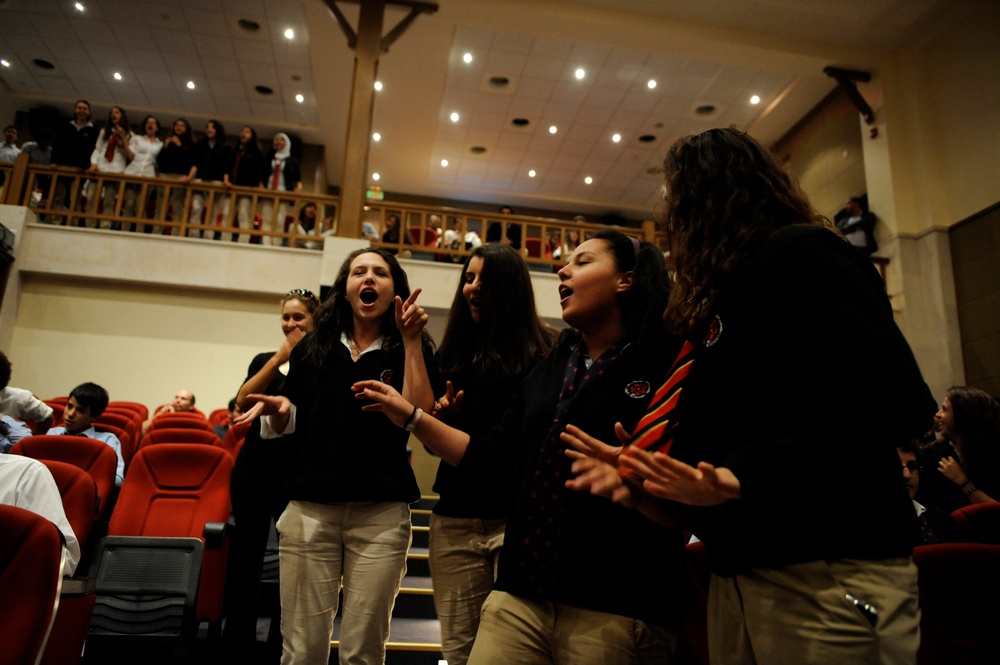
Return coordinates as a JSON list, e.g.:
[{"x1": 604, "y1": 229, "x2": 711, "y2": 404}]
[
  {"x1": 275, "y1": 327, "x2": 307, "y2": 364},
  {"x1": 619, "y1": 448, "x2": 741, "y2": 506},
  {"x1": 353, "y1": 379, "x2": 415, "y2": 428},
  {"x1": 395, "y1": 287, "x2": 428, "y2": 341},
  {"x1": 560, "y1": 422, "x2": 630, "y2": 465},
  {"x1": 232, "y1": 393, "x2": 291, "y2": 427},
  {"x1": 938, "y1": 456, "x2": 967, "y2": 485},
  {"x1": 432, "y1": 380, "x2": 465, "y2": 418}
]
